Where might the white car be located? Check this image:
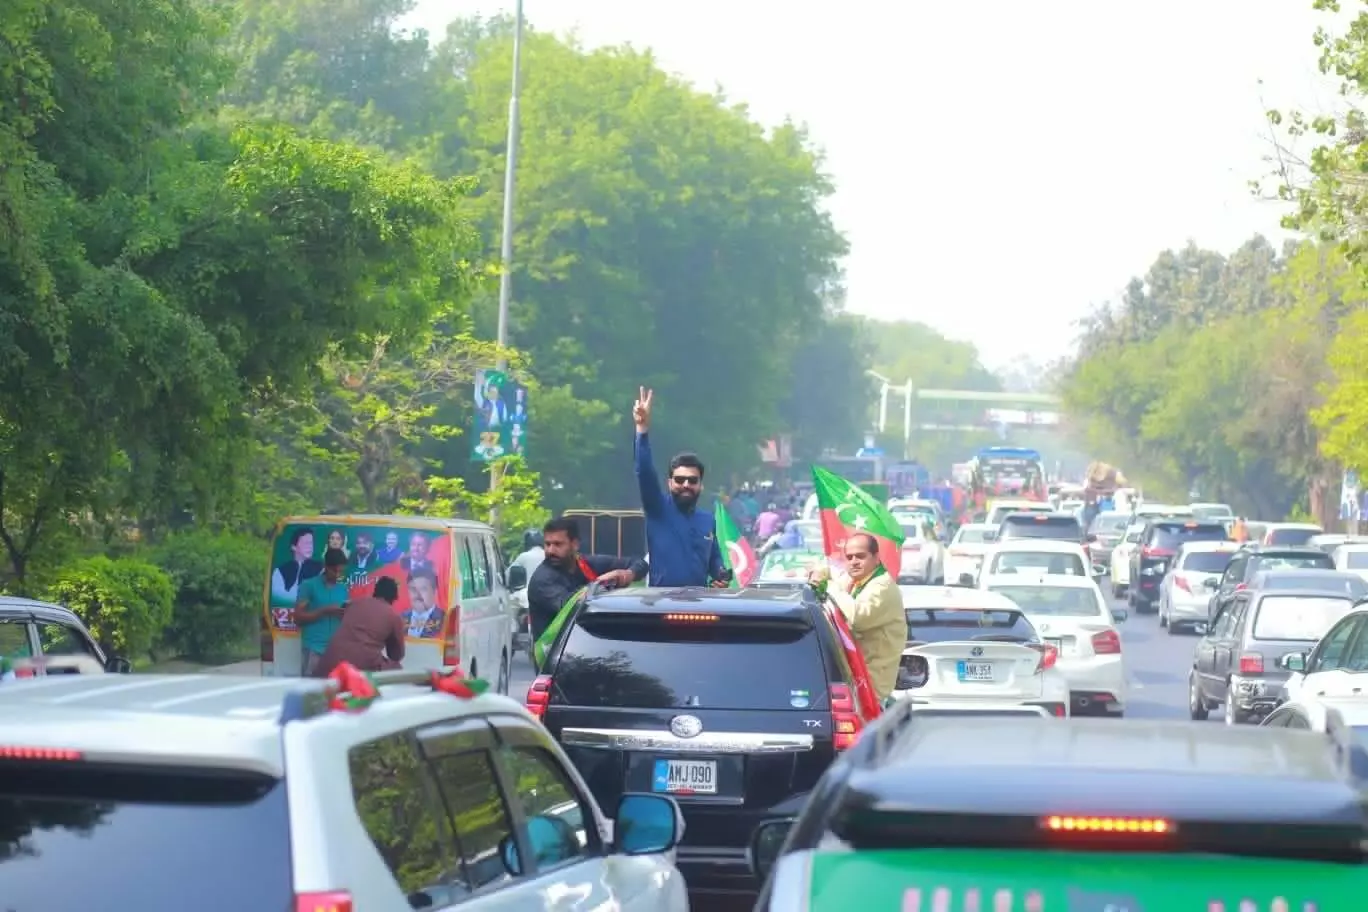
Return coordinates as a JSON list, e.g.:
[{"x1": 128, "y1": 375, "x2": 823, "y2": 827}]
[
  {"x1": 1332, "y1": 543, "x2": 1368, "y2": 583},
  {"x1": 1189, "y1": 502, "x2": 1234, "y2": 521},
  {"x1": 982, "y1": 574, "x2": 1128, "y2": 717},
  {"x1": 1261, "y1": 696, "x2": 1368, "y2": 769},
  {"x1": 1158, "y1": 540, "x2": 1240, "y2": 634},
  {"x1": 946, "y1": 522, "x2": 997, "y2": 584},
  {"x1": 1130, "y1": 503, "x2": 1193, "y2": 522},
  {"x1": 1281, "y1": 604, "x2": 1368, "y2": 704},
  {"x1": 985, "y1": 499, "x2": 1053, "y2": 526},
  {"x1": 1259, "y1": 522, "x2": 1324, "y2": 547},
  {"x1": 977, "y1": 540, "x2": 1091, "y2": 587},
  {"x1": 893, "y1": 515, "x2": 946, "y2": 584},
  {"x1": 893, "y1": 585, "x2": 1071, "y2": 717},
  {"x1": 1109, "y1": 521, "x2": 1147, "y2": 596}
]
